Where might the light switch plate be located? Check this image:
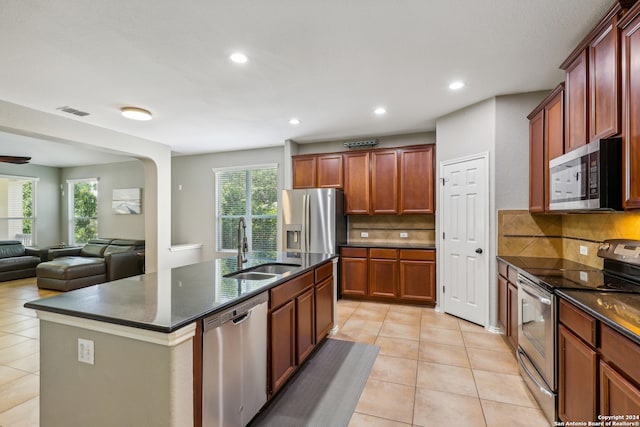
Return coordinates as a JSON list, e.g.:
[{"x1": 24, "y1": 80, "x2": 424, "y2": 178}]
[
  {"x1": 360, "y1": 232, "x2": 369, "y2": 238},
  {"x1": 400, "y1": 232, "x2": 408, "y2": 238},
  {"x1": 78, "y1": 338, "x2": 94, "y2": 365},
  {"x1": 580, "y1": 245, "x2": 588, "y2": 256}
]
